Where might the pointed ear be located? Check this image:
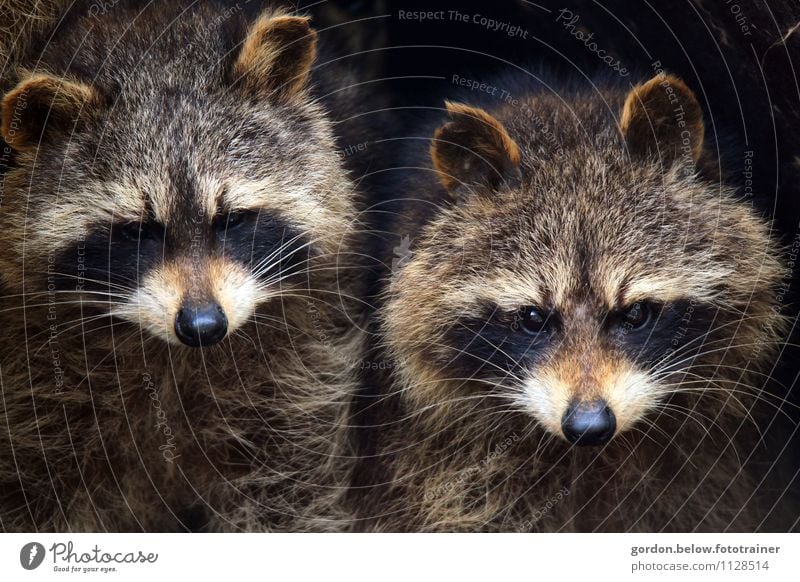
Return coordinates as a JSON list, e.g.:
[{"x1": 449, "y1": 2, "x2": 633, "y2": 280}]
[
  {"x1": 431, "y1": 102, "x2": 521, "y2": 196},
  {"x1": 620, "y1": 74, "x2": 705, "y2": 164},
  {"x1": 231, "y1": 13, "x2": 317, "y2": 103},
  {"x1": 1, "y1": 73, "x2": 103, "y2": 152}
]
